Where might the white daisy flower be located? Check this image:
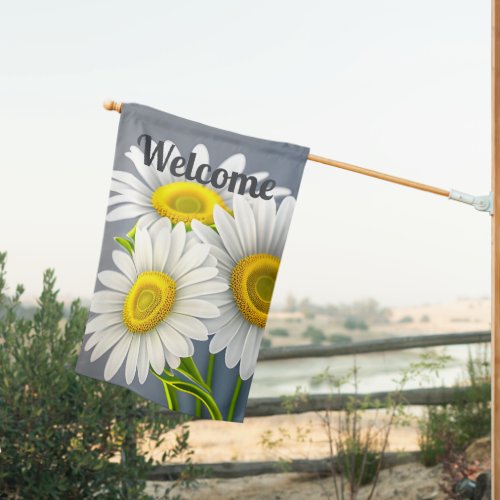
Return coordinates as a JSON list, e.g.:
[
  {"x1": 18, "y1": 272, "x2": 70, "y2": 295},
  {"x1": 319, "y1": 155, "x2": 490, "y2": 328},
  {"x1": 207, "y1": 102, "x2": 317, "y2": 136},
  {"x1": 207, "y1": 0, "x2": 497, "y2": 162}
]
[
  {"x1": 191, "y1": 194, "x2": 296, "y2": 380},
  {"x1": 106, "y1": 140, "x2": 292, "y2": 229},
  {"x1": 84, "y1": 218, "x2": 227, "y2": 385}
]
